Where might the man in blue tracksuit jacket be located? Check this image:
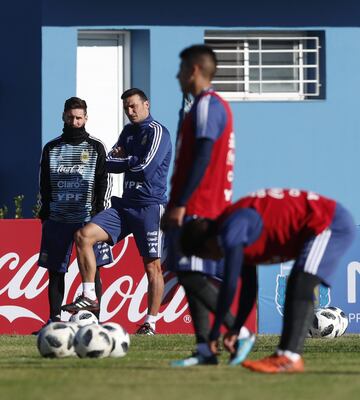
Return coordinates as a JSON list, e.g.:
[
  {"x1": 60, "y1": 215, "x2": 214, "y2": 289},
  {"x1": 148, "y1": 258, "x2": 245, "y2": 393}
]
[{"x1": 62, "y1": 88, "x2": 172, "y2": 334}]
